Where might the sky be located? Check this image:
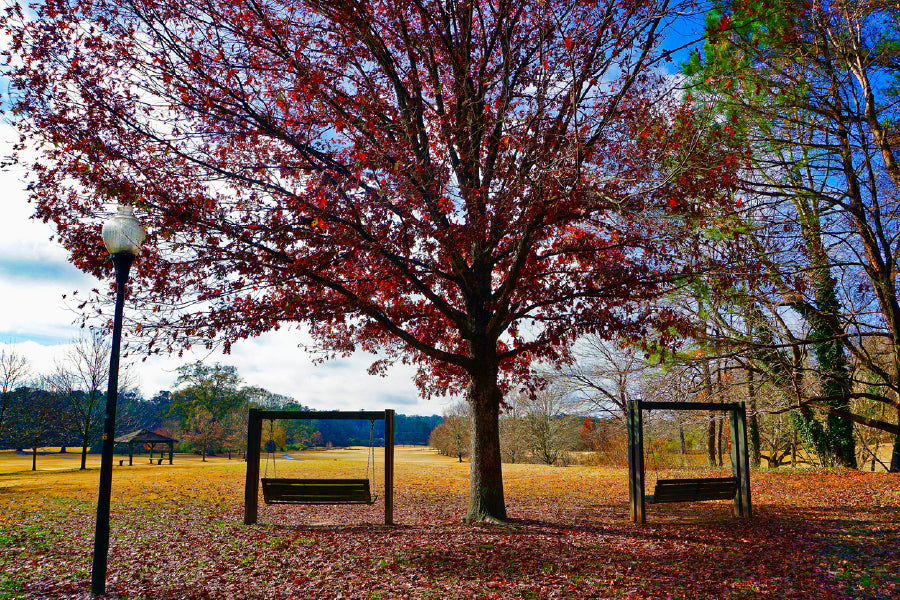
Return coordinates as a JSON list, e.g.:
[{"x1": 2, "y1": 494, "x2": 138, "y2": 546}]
[{"x1": 0, "y1": 125, "x2": 446, "y2": 415}]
